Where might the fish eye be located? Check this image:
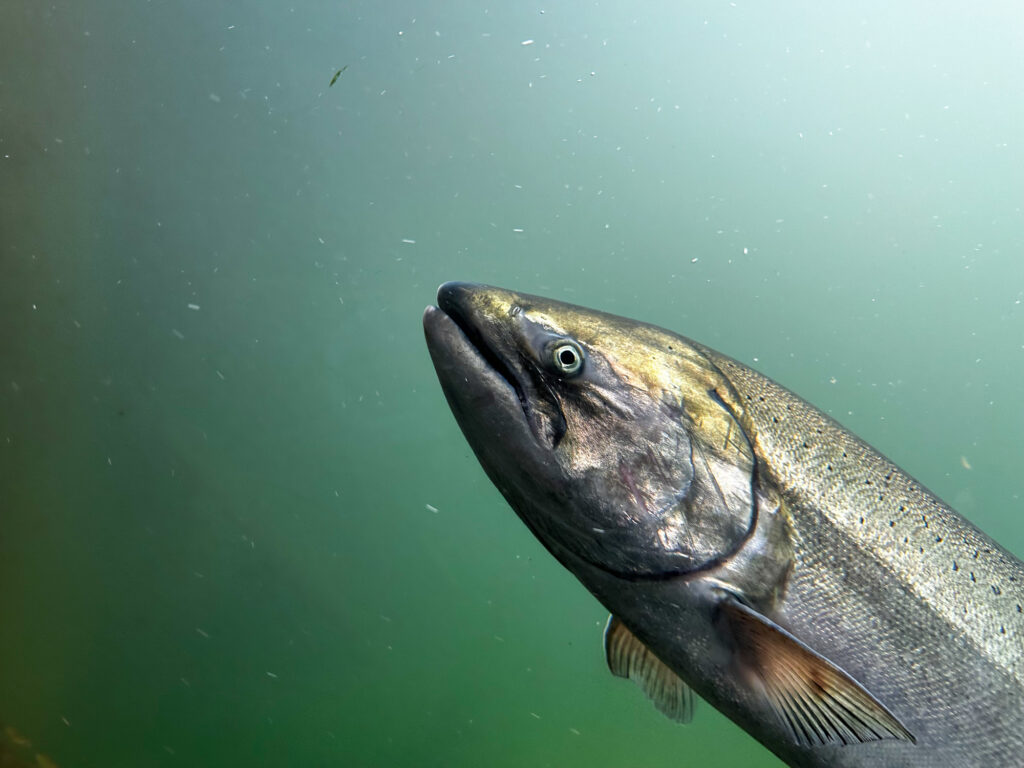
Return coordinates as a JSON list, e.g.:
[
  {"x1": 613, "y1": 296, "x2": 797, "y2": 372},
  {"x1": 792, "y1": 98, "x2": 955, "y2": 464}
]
[{"x1": 552, "y1": 342, "x2": 584, "y2": 376}]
